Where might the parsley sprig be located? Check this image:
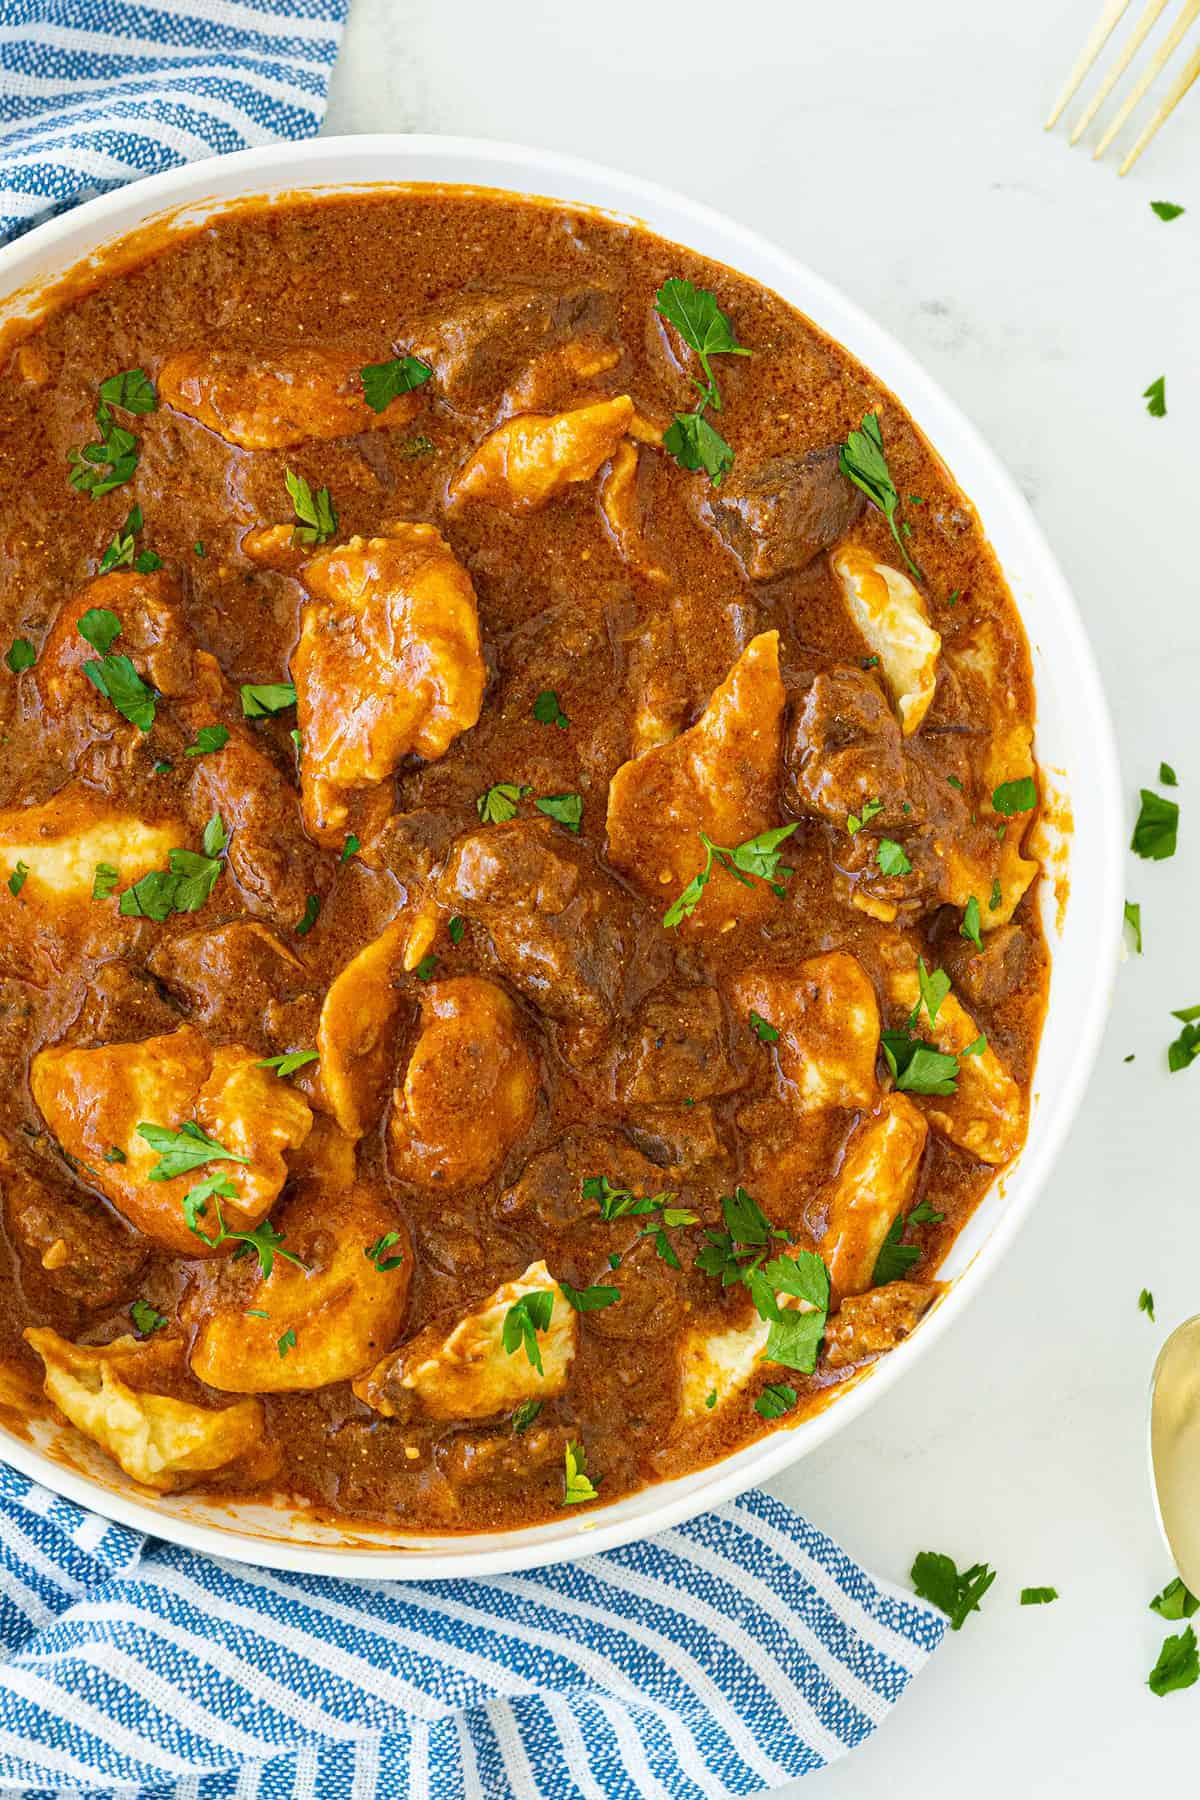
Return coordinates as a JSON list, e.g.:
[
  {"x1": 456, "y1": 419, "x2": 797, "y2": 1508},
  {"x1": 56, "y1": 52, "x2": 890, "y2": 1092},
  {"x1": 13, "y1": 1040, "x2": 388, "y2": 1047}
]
[
  {"x1": 99, "y1": 503, "x2": 161, "y2": 575},
  {"x1": 581, "y1": 1174, "x2": 699, "y2": 1270},
  {"x1": 663, "y1": 823, "x2": 798, "y2": 929},
  {"x1": 562, "y1": 1441, "x2": 599, "y2": 1505},
  {"x1": 285, "y1": 469, "x2": 338, "y2": 547},
  {"x1": 655, "y1": 279, "x2": 750, "y2": 486},
  {"x1": 119, "y1": 812, "x2": 228, "y2": 920},
  {"x1": 838, "y1": 411, "x2": 922, "y2": 581},
  {"x1": 911, "y1": 1550, "x2": 997, "y2": 1630},
  {"x1": 695, "y1": 1188, "x2": 830, "y2": 1374},
  {"x1": 502, "y1": 1290, "x2": 555, "y2": 1374}
]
